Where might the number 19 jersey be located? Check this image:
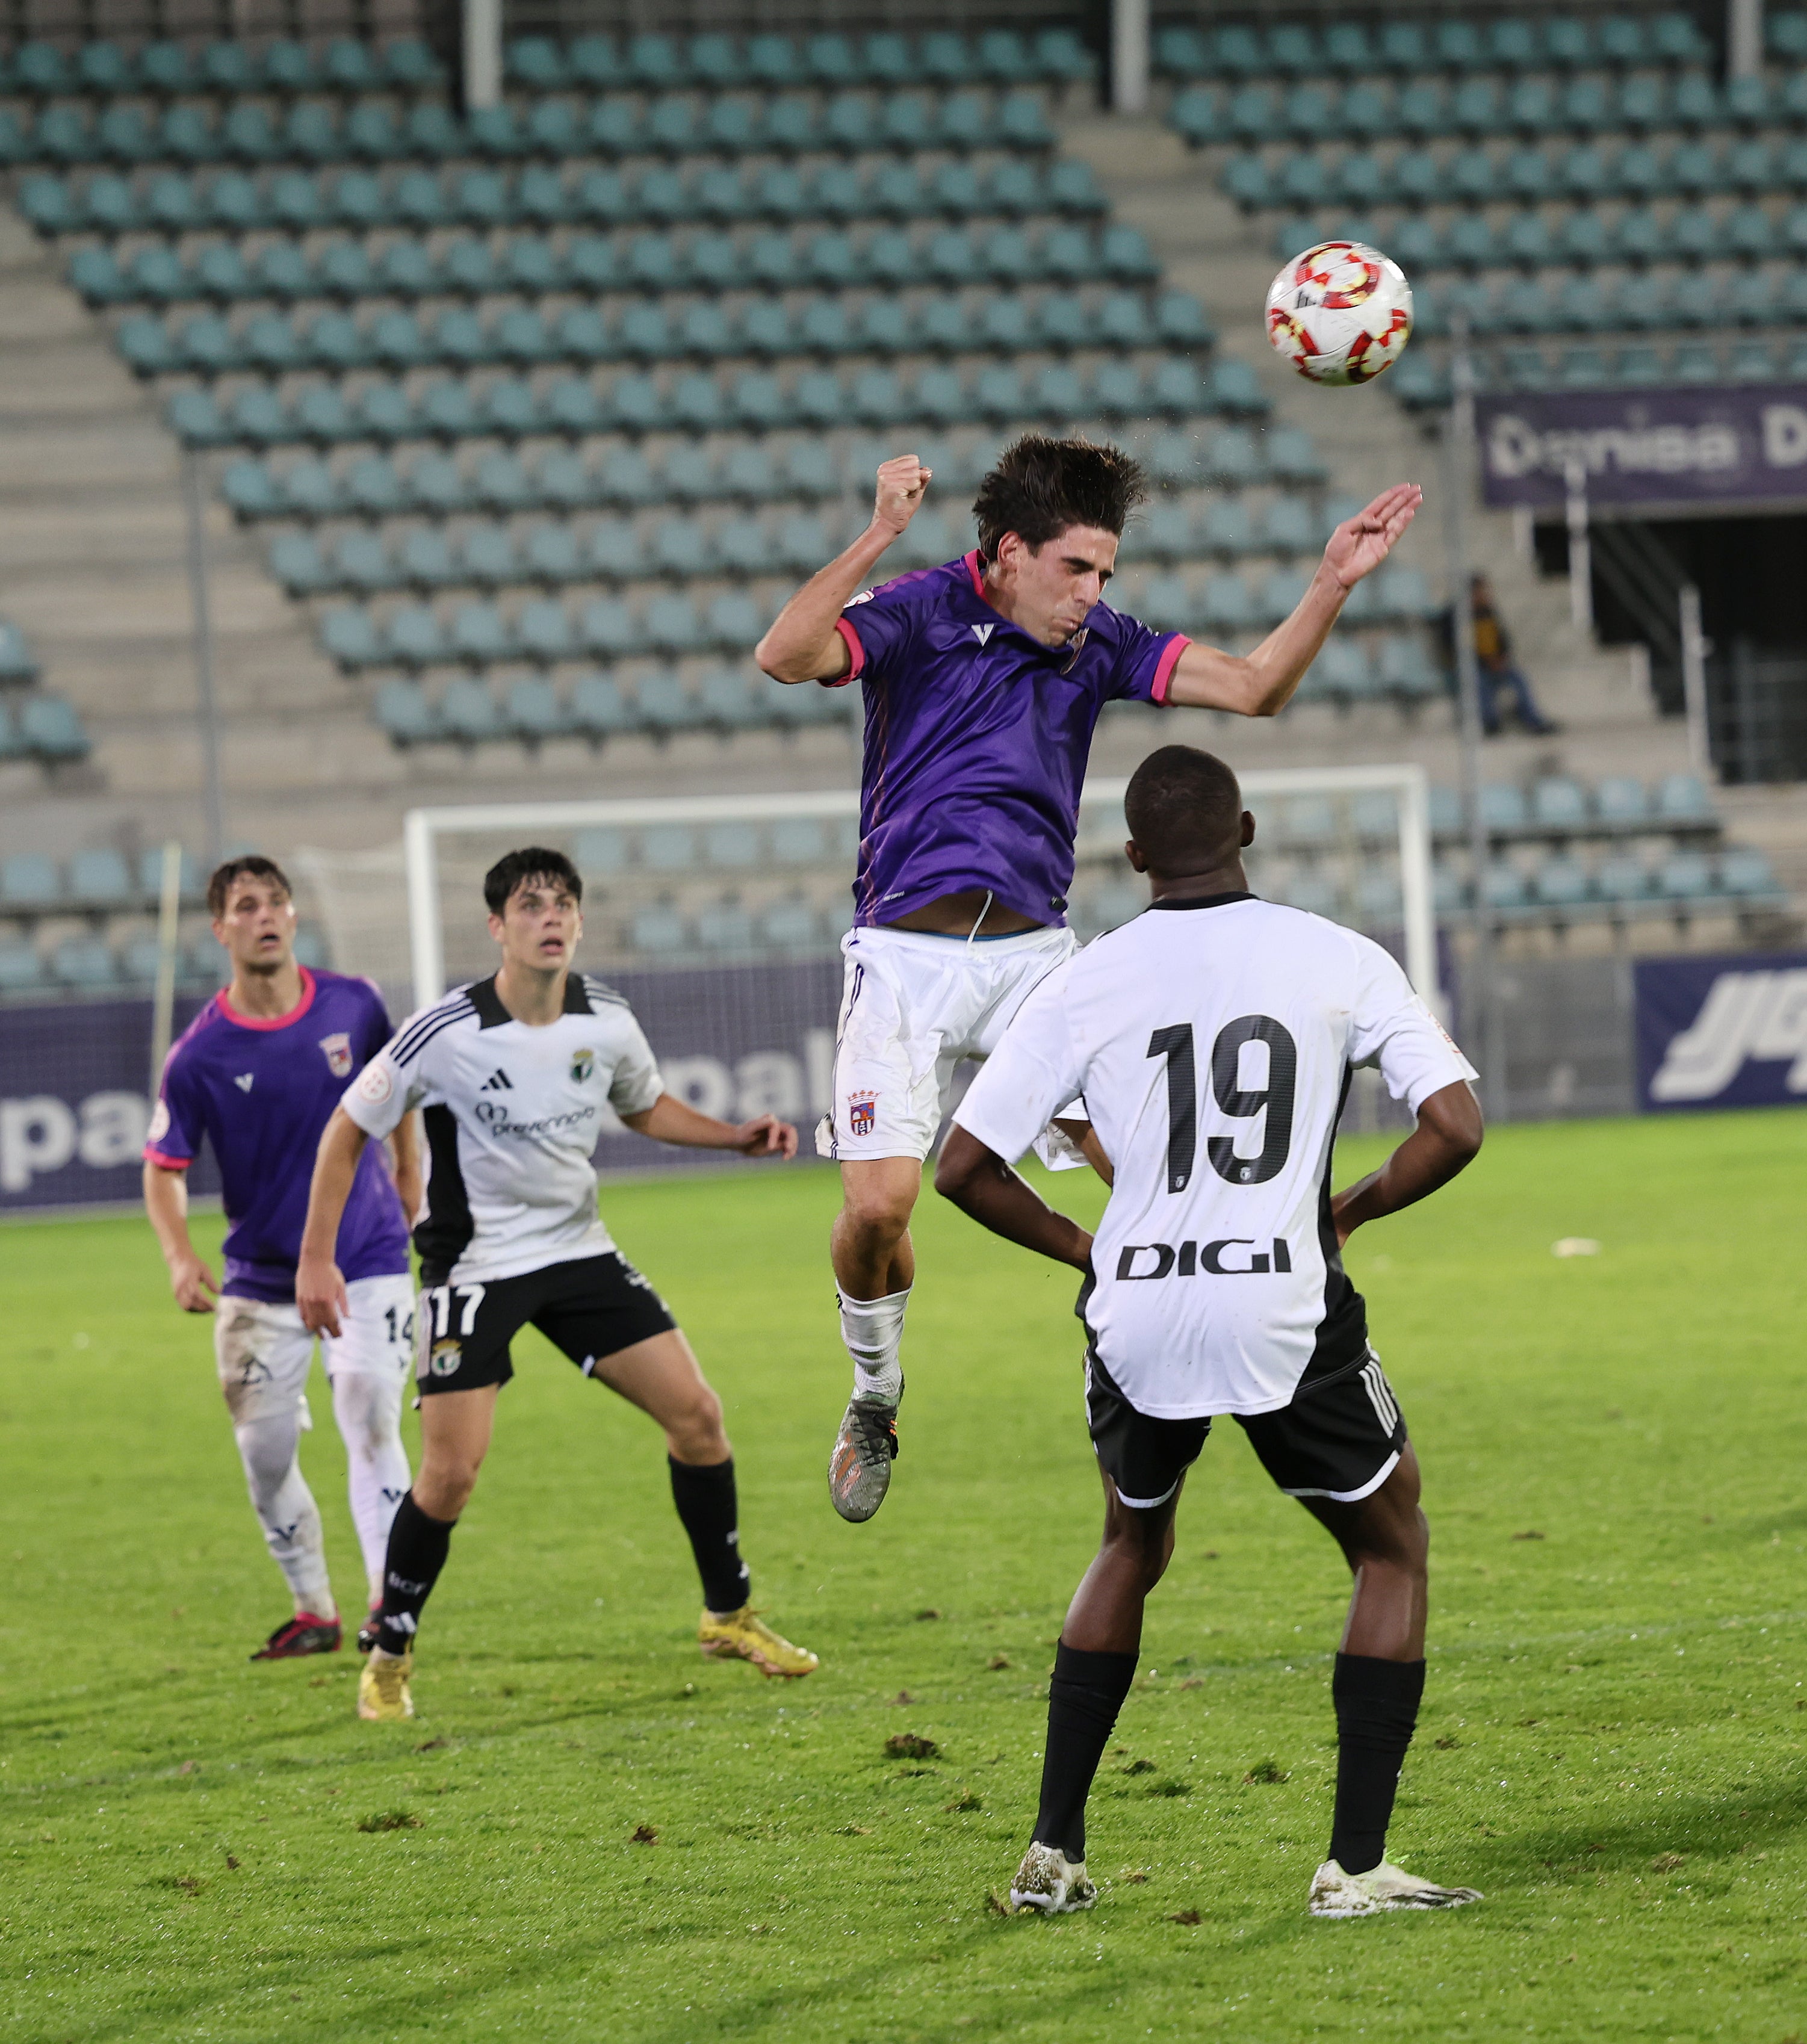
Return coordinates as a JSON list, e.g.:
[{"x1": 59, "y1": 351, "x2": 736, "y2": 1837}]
[{"x1": 951, "y1": 893, "x2": 1477, "y2": 1419}]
